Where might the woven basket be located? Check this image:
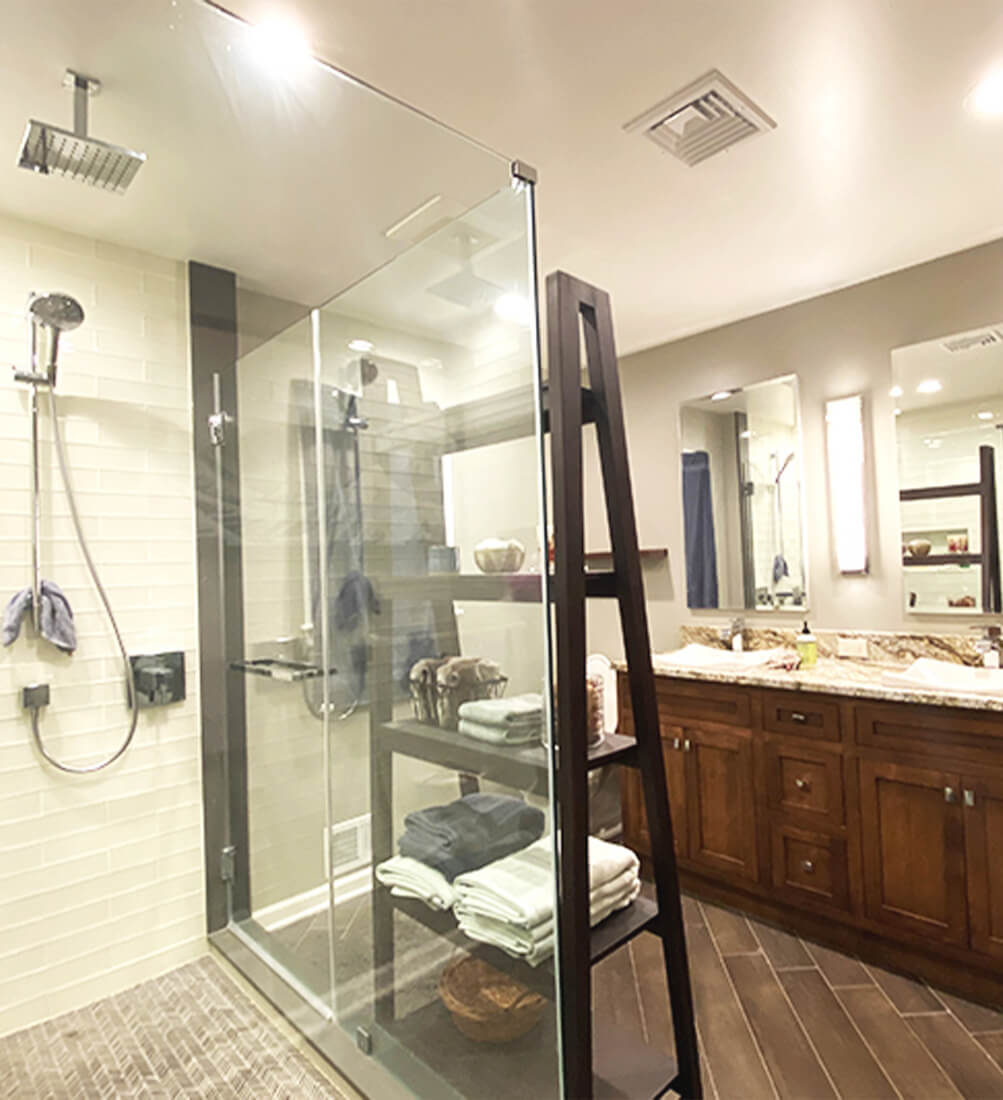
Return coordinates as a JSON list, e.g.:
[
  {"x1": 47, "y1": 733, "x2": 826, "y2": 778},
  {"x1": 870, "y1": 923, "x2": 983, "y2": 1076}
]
[
  {"x1": 438, "y1": 955, "x2": 545, "y2": 1044},
  {"x1": 436, "y1": 676, "x2": 507, "y2": 731}
]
